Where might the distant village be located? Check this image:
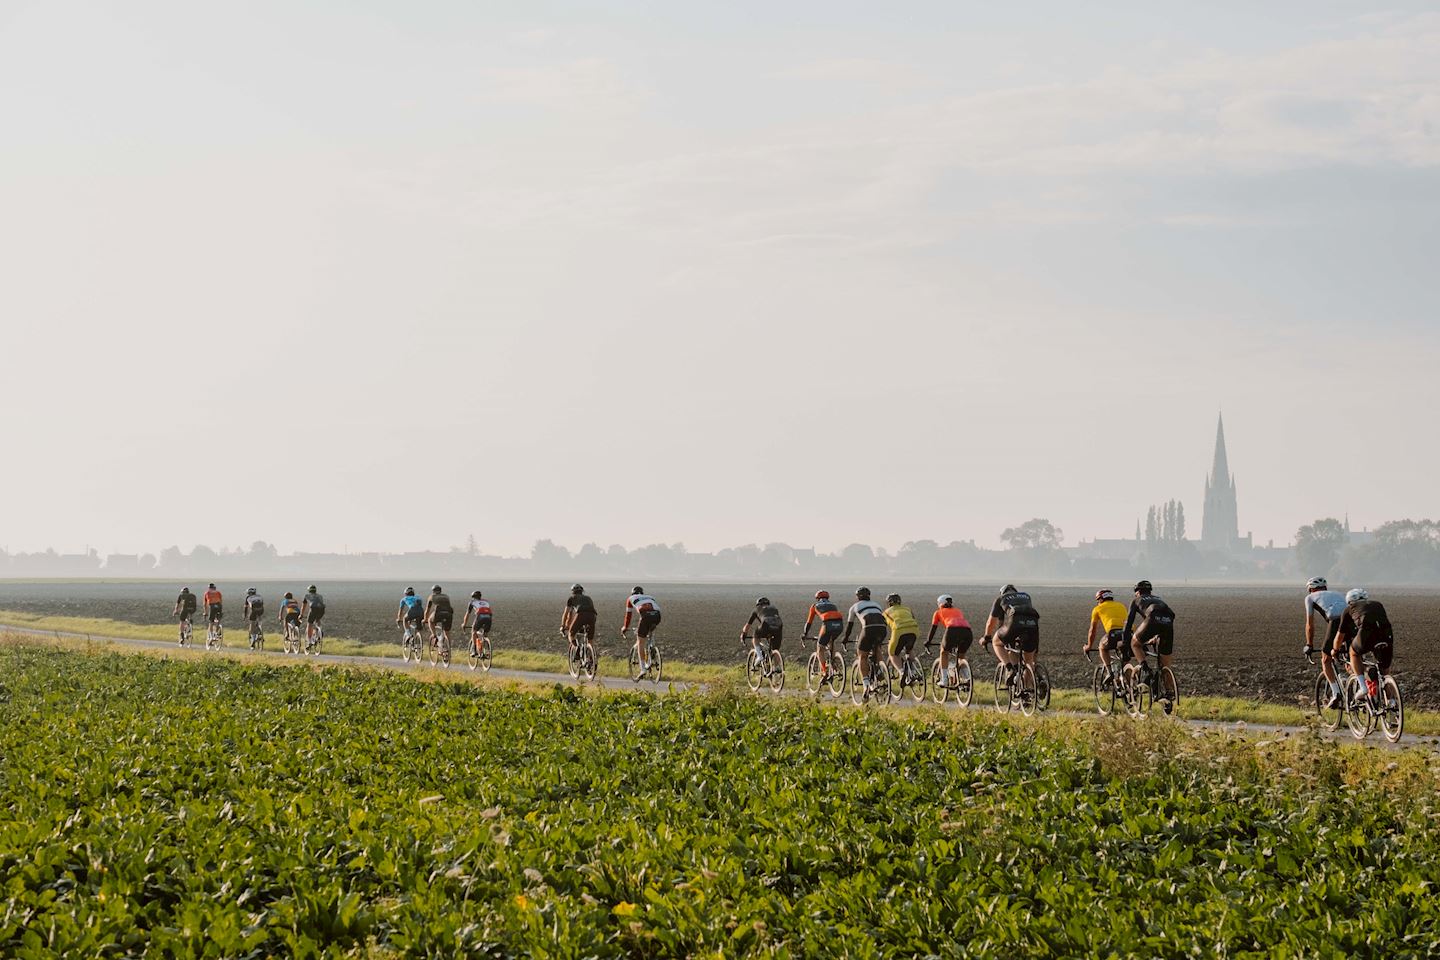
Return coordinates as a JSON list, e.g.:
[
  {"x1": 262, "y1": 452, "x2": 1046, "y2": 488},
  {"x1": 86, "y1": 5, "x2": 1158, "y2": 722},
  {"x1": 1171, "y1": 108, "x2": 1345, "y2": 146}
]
[{"x1": 5, "y1": 417, "x2": 1429, "y2": 583}]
